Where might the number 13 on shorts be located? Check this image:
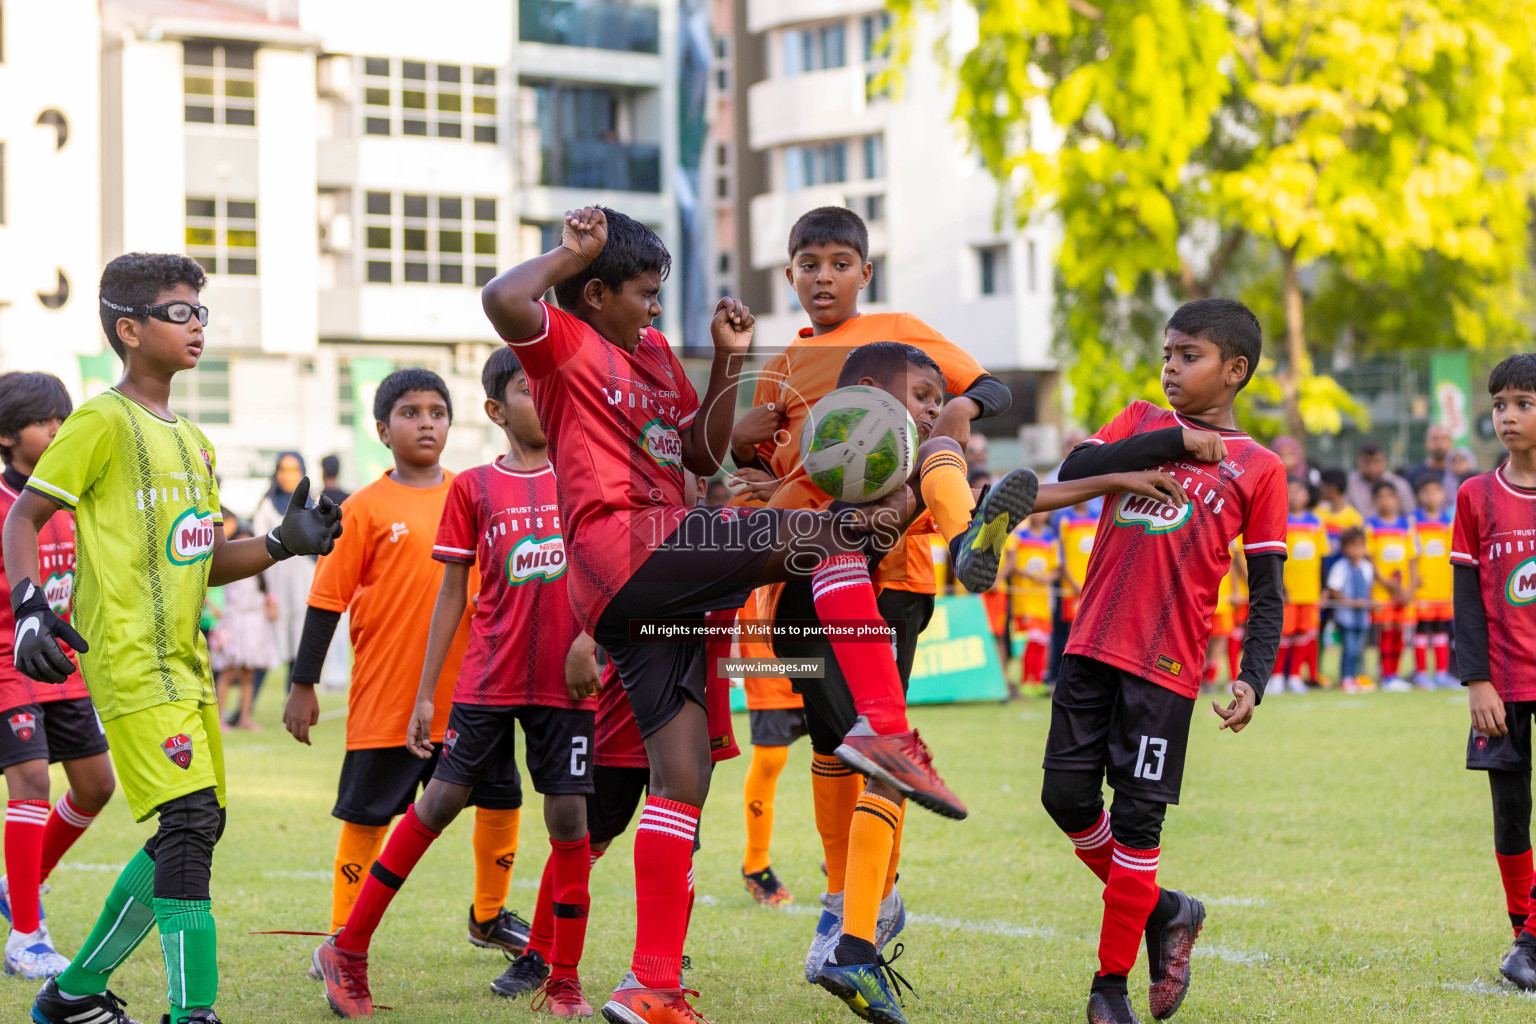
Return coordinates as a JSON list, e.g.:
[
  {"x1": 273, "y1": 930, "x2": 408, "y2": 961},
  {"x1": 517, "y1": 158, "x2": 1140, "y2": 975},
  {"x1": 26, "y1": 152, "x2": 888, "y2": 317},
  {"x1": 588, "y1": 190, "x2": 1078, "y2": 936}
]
[{"x1": 1134, "y1": 734, "x2": 1167, "y2": 781}]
